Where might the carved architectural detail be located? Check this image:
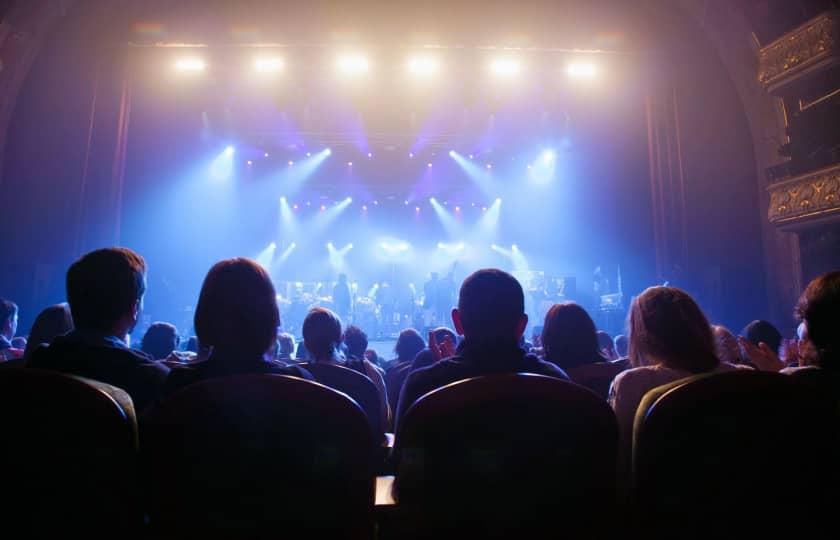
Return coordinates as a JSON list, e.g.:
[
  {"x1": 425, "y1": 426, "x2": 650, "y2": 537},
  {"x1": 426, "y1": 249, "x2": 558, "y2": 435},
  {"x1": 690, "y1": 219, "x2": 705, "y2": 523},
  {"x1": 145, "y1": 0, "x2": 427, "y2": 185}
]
[
  {"x1": 758, "y1": 11, "x2": 840, "y2": 93},
  {"x1": 768, "y1": 163, "x2": 840, "y2": 226}
]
